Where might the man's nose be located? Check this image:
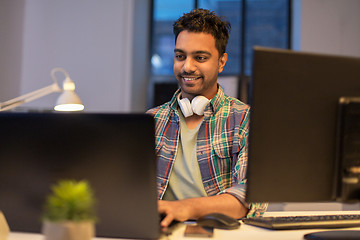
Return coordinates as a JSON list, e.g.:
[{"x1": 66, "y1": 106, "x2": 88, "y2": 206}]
[{"x1": 183, "y1": 58, "x2": 196, "y2": 73}]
